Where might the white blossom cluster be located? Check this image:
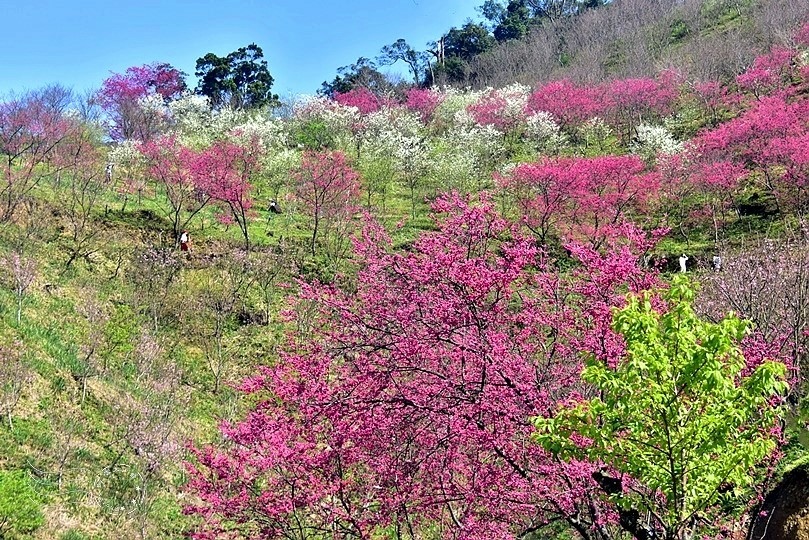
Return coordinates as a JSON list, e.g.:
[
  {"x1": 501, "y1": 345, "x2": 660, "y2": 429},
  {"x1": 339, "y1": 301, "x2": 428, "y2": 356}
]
[
  {"x1": 168, "y1": 93, "x2": 288, "y2": 149},
  {"x1": 228, "y1": 116, "x2": 288, "y2": 150},
  {"x1": 497, "y1": 161, "x2": 518, "y2": 177},
  {"x1": 362, "y1": 107, "x2": 428, "y2": 176},
  {"x1": 107, "y1": 140, "x2": 147, "y2": 194},
  {"x1": 429, "y1": 142, "x2": 478, "y2": 193},
  {"x1": 524, "y1": 111, "x2": 568, "y2": 154},
  {"x1": 497, "y1": 83, "x2": 531, "y2": 112},
  {"x1": 631, "y1": 123, "x2": 683, "y2": 161},
  {"x1": 288, "y1": 95, "x2": 360, "y2": 150},
  {"x1": 291, "y1": 95, "x2": 359, "y2": 133},
  {"x1": 365, "y1": 107, "x2": 423, "y2": 139},
  {"x1": 451, "y1": 108, "x2": 477, "y2": 130},
  {"x1": 167, "y1": 94, "x2": 211, "y2": 128},
  {"x1": 431, "y1": 87, "x2": 485, "y2": 131},
  {"x1": 168, "y1": 94, "x2": 252, "y2": 146},
  {"x1": 480, "y1": 83, "x2": 531, "y2": 132},
  {"x1": 107, "y1": 140, "x2": 144, "y2": 168},
  {"x1": 430, "y1": 121, "x2": 505, "y2": 192},
  {"x1": 138, "y1": 93, "x2": 168, "y2": 116},
  {"x1": 167, "y1": 95, "x2": 208, "y2": 145}
]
